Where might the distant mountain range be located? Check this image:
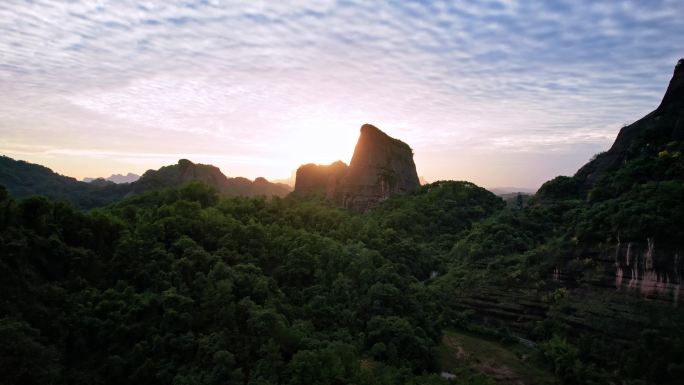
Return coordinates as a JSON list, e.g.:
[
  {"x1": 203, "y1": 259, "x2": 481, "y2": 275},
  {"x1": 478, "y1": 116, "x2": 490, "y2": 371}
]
[
  {"x1": 486, "y1": 187, "x2": 536, "y2": 195},
  {"x1": 0, "y1": 157, "x2": 291, "y2": 209},
  {"x1": 83, "y1": 173, "x2": 140, "y2": 184}
]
